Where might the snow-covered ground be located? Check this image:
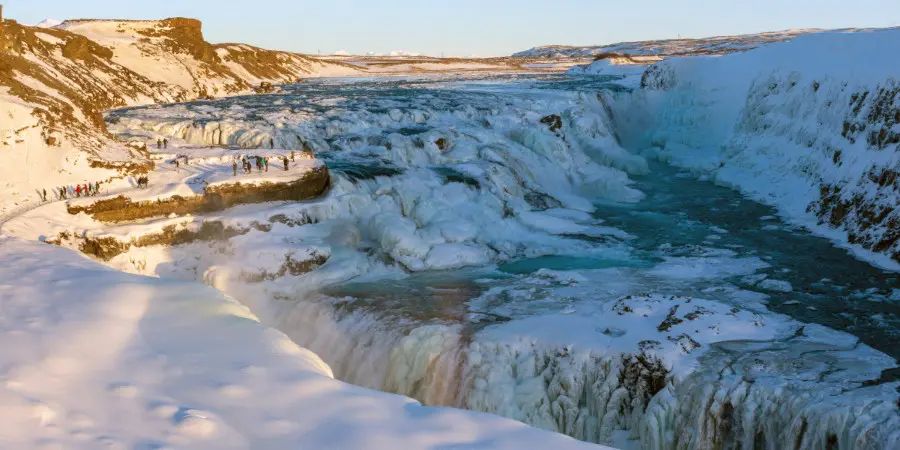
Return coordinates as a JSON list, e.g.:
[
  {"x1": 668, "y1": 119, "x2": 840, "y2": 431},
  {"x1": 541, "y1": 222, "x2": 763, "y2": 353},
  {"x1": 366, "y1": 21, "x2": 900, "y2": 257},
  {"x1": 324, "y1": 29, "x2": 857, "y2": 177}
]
[
  {"x1": 0, "y1": 236, "x2": 605, "y2": 450},
  {"x1": 0, "y1": 125, "x2": 609, "y2": 449},
  {"x1": 8, "y1": 75, "x2": 892, "y2": 449},
  {"x1": 514, "y1": 28, "x2": 820, "y2": 58},
  {"x1": 2, "y1": 18, "x2": 898, "y2": 450}
]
